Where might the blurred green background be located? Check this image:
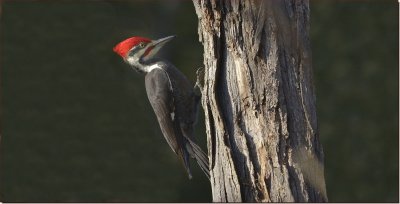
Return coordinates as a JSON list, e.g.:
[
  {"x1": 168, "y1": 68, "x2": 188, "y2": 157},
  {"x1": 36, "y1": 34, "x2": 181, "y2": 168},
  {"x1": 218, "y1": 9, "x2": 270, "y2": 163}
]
[{"x1": 0, "y1": 0, "x2": 398, "y2": 202}]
